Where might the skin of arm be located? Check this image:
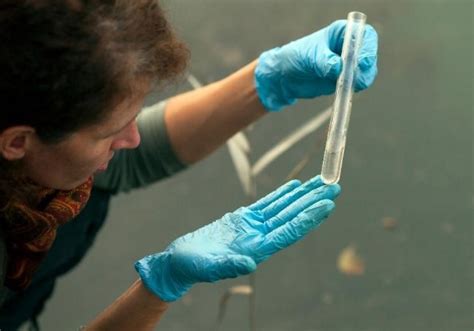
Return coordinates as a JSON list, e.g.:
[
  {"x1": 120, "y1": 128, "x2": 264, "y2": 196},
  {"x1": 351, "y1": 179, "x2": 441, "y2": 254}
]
[
  {"x1": 83, "y1": 279, "x2": 168, "y2": 331},
  {"x1": 165, "y1": 60, "x2": 267, "y2": 164},
  {"x1": 83, "y1": 60, "x2": 267, "y2": 330}
]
